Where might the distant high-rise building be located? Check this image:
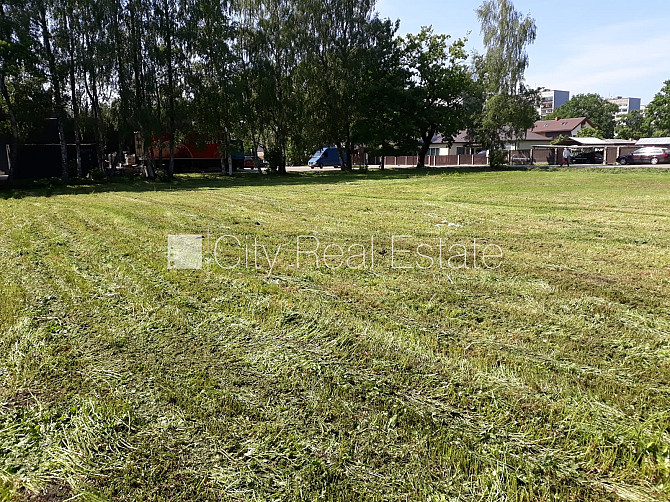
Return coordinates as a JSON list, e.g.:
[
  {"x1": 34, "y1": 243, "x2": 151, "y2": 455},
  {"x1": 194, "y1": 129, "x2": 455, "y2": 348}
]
[
  {"x1": 606, "y1": 96, "x2": 641, "y2": 120},
  {"x1": 538, "y1": 90, "x2": 570, "y2": 119}
]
